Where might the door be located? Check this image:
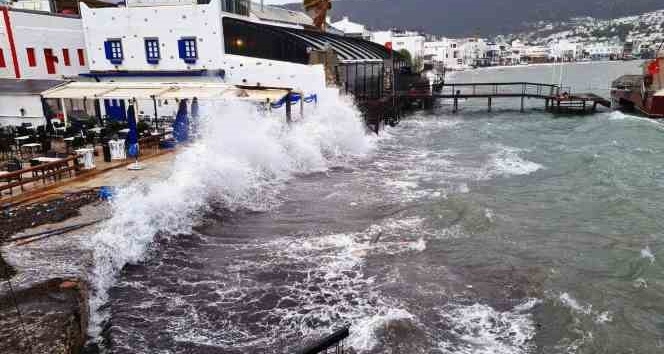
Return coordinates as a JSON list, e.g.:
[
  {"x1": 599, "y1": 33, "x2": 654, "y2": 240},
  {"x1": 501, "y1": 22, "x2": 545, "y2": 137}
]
[{"x1": 44, "y1": 48, "x2": 56, "y2": 74}]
